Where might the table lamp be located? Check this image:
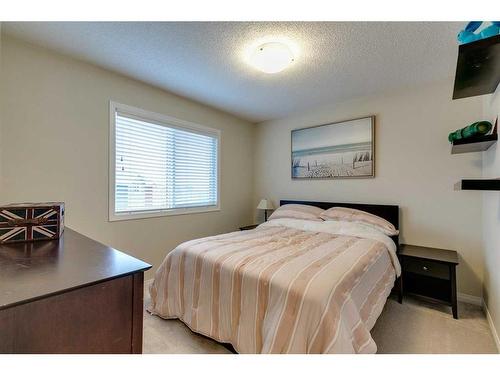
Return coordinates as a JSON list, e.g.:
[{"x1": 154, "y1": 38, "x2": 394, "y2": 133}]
[{"x1": 257, "y1": 199, "x2": 274, "y2": 221}]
